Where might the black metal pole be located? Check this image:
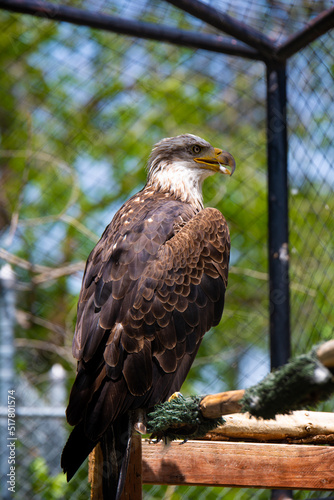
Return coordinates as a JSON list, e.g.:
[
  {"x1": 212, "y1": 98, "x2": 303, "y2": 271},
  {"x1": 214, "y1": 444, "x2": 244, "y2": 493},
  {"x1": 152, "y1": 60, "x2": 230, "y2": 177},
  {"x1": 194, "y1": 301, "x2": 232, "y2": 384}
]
[
  {"x1": 0, "y1": 0, "x2": 261, "y2": 60},
  {"x1": 266, "y1": 61, "x2": 290, "y2": 370},
  {"x1": 276, "y1": 6, "x2": 334, "y2": 60},
  {"x1": 266, "y1": 60, "x2": 292, "y2": 500},
  {"x1": 164, "y1": 0, "x2": 275, "y2": 59},
  {"x1": 266, "y1": 61, "x2": 290, "y2": 369}
]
